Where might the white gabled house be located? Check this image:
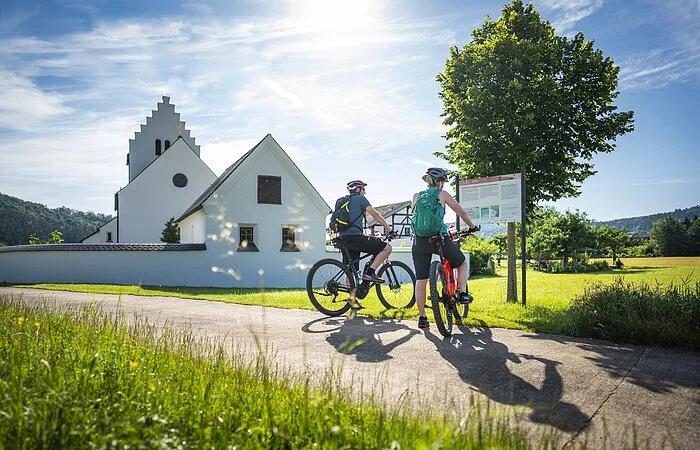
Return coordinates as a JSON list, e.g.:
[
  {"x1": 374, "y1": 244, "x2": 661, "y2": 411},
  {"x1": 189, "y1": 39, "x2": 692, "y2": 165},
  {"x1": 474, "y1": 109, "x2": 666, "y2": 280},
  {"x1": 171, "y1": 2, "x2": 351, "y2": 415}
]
[{"x1": 177, "y1": 134, "x2": 331, "y2": 285}]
